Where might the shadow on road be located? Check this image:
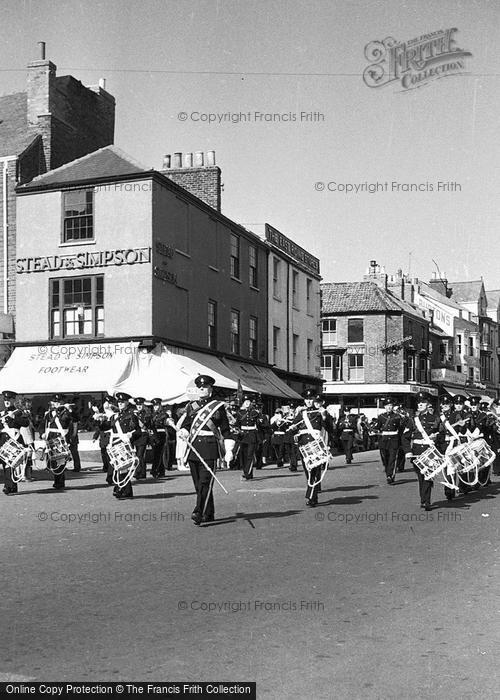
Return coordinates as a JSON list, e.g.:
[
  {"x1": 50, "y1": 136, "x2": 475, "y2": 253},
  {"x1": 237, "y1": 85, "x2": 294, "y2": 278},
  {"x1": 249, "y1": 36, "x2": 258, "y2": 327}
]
[
  {"x1": 322, "y1": 484, "x2": 379, "y2": 493},
  {"x1": 203, "y1": 509, "x2": 303, "y2": 528},
  {"x1": 135, "y1": 491, "x2": 193, "y2": 500},
  {"x1": 318, "y1": 494, "x2": 379, "y2": 506},
  {"x1": 433, "y1": 480, "x2": 500, "y2": 510}
]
